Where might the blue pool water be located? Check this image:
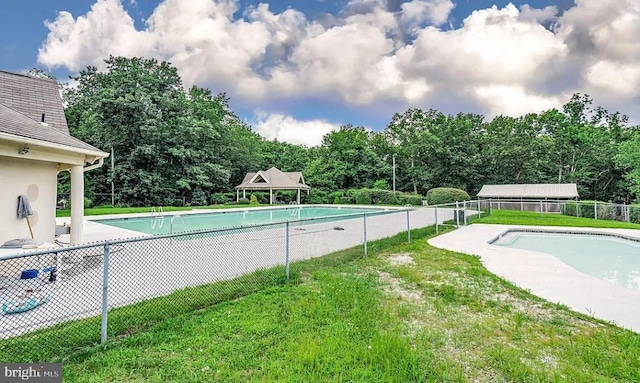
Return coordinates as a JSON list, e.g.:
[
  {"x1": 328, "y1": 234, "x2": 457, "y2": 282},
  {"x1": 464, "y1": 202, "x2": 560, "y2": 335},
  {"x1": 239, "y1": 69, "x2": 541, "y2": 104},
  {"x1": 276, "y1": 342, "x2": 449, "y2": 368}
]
[
  {"x1": 95, "y1": 206, "x2": 392, "y2": 235},
  {"x1": 493, "y1": 231, "x2": 640, "y2": 291}
]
